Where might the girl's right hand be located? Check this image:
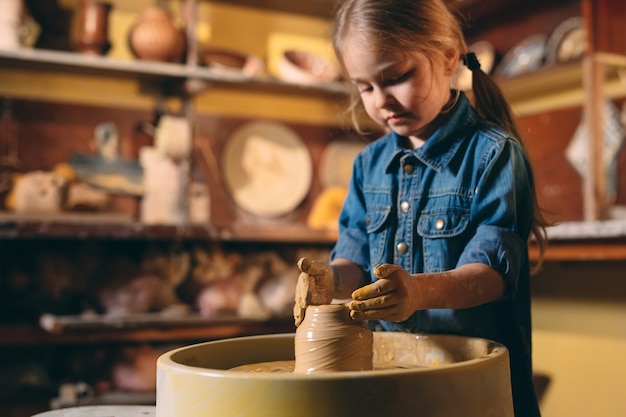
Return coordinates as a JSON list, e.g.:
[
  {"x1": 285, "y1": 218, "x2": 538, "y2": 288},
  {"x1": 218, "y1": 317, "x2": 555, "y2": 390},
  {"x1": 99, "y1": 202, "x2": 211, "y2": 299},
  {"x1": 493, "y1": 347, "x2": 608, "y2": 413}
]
[{"x1": 349, "y1": 263, "x2": 420, "y2": 322}]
